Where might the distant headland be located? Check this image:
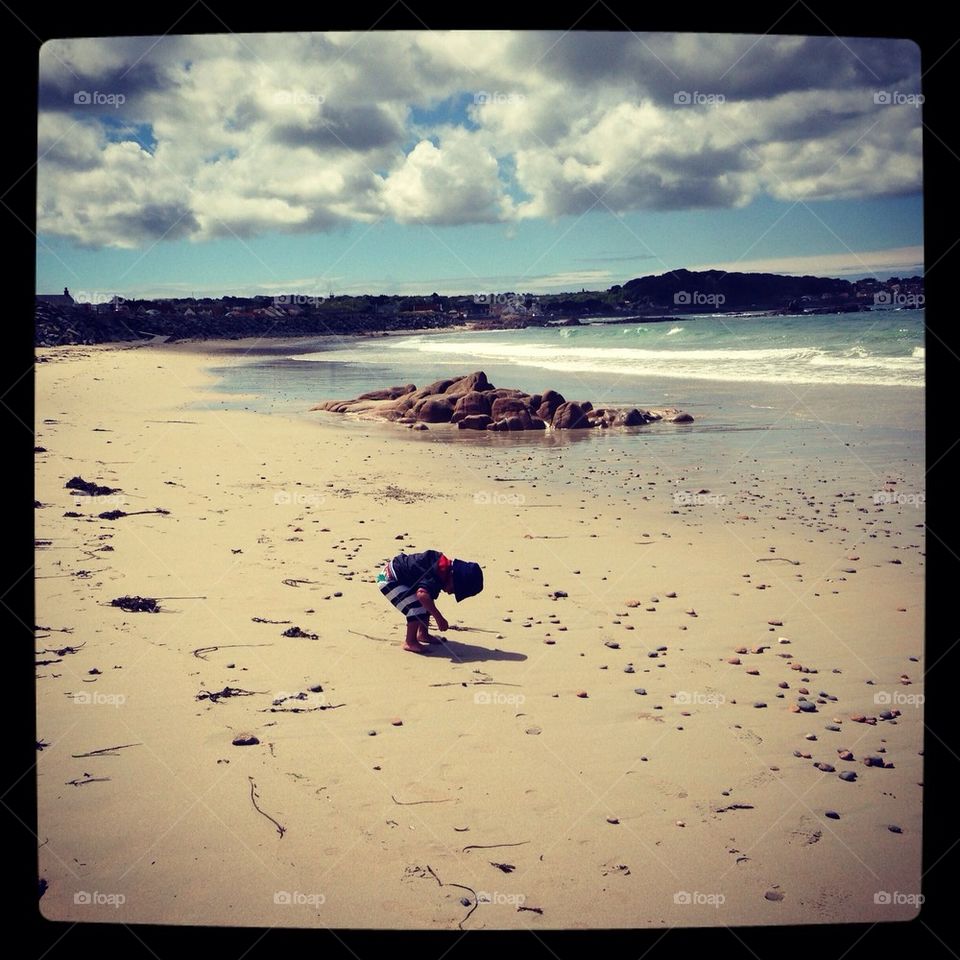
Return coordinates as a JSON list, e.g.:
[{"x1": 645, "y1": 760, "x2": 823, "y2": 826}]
[{"x1": 36, "y1": 269, "x2": 923, "y2": 346}]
